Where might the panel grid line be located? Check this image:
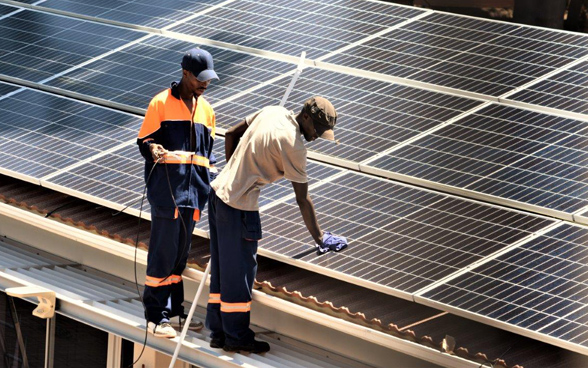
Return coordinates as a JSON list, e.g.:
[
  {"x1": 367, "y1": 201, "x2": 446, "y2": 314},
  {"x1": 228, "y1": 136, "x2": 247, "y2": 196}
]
[{"x1": 413, "y1": 221, "x2": 564, "y2": 298}]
